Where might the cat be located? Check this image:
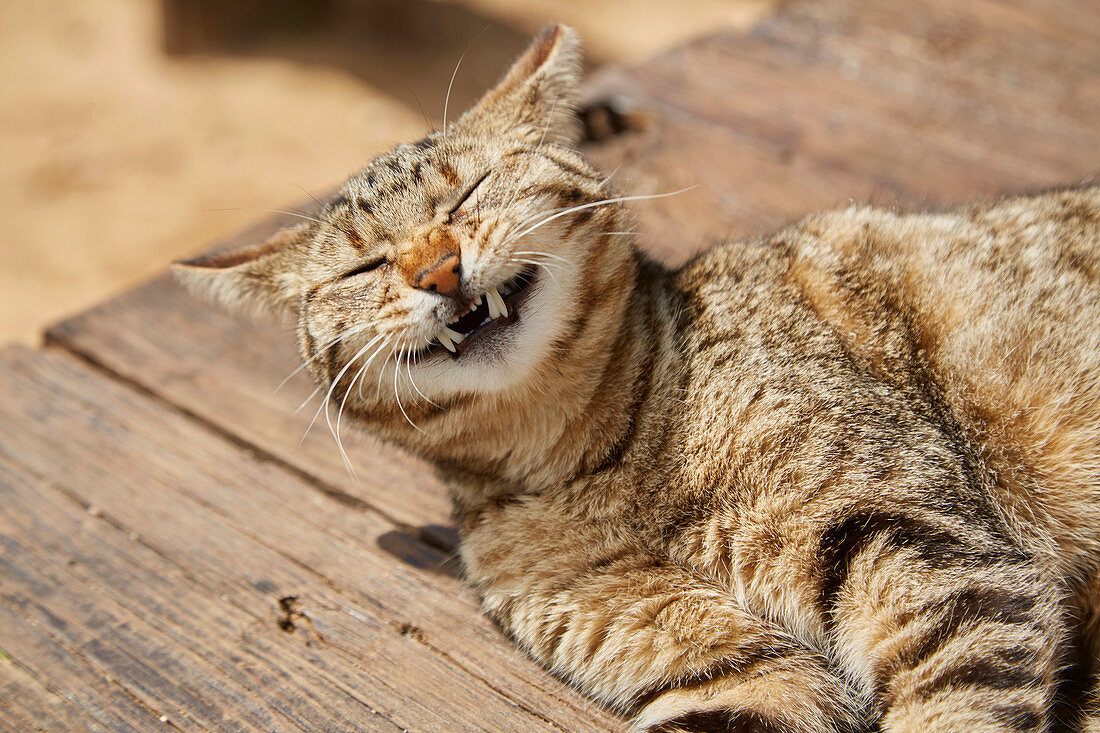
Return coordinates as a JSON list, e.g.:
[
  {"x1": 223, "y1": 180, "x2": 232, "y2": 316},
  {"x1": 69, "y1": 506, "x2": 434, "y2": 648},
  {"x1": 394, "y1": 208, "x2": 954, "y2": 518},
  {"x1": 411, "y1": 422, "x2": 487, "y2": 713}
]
[{"x1": 174, "y1": 24, "x2": 1100, "y2": 733}]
